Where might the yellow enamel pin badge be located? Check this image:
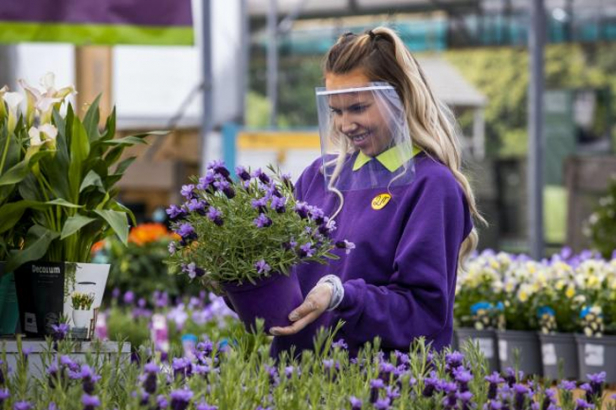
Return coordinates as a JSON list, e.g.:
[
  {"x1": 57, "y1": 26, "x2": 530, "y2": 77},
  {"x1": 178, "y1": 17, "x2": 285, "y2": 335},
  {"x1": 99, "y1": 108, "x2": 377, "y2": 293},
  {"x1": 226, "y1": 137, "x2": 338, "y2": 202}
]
[{"x1": 371, "y1": 193, "x2": 391, "y2": 210}]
